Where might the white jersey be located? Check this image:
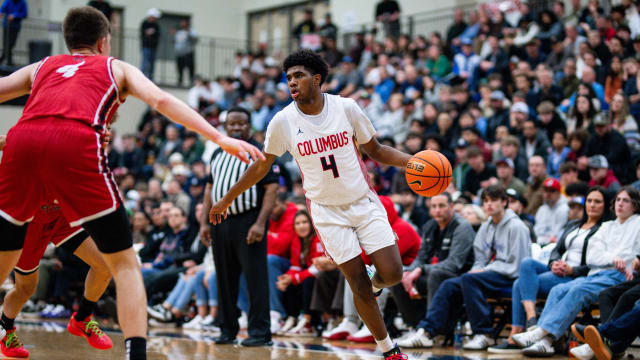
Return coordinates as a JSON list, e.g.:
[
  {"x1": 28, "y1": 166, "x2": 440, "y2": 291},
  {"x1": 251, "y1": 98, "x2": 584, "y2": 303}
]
[{"x1": 264, "y1": 94, "x2": 377, "y2": 205}]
